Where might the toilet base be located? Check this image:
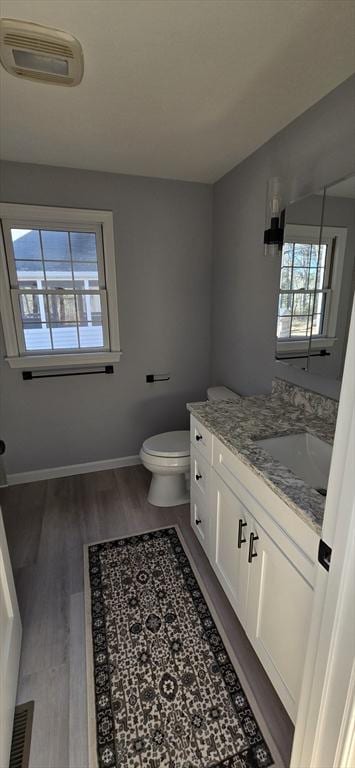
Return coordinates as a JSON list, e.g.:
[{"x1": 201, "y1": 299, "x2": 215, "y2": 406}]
[{"x1": 147, "y1": 472, "x2": 189, "y2": 507}]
